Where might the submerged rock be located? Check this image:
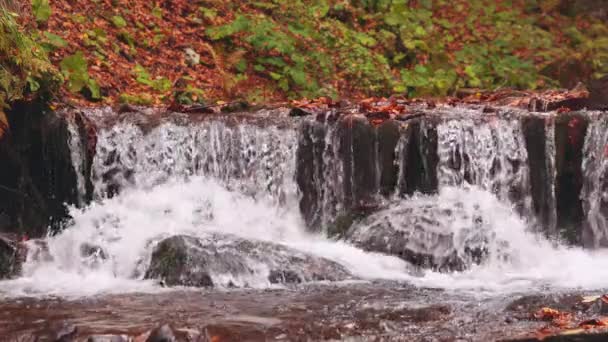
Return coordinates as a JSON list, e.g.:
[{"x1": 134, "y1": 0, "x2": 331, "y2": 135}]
[
  {"x1": 345, "y1": 198, "x2": 499, "y2": 271},
  {"x1": 144, "y1": 234, "x2": 352, "y2": 288}
]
